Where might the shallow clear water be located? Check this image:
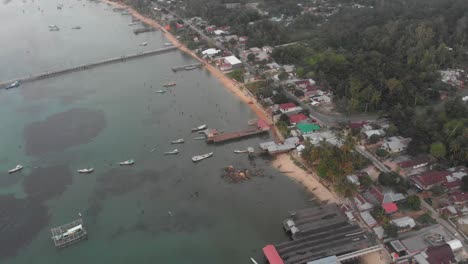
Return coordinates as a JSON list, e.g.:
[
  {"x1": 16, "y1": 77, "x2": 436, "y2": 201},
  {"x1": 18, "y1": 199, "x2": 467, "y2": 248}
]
[{"x1": 0, "y1": 0, "x2": 310, "y2": 263}]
